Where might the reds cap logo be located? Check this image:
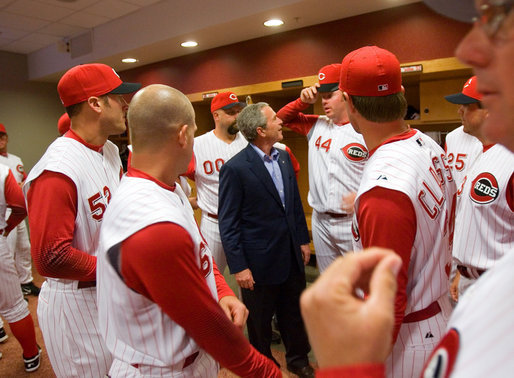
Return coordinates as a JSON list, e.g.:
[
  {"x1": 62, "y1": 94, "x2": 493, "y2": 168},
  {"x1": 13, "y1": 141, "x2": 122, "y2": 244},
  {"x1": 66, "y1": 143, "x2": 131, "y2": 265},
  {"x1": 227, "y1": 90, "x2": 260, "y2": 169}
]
[
  {"x1": 469, "y1": 172, "x2": 499, "y2": 204},
  {"x1": 342, "y1": 143, "x2": 368, "y2": 162},
  {"x1": 318, "y1": 72, "x2": 326, "y2": 81},
  {"x1": 229, "y1": 93, "x2": 238, "y2": 101}
]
